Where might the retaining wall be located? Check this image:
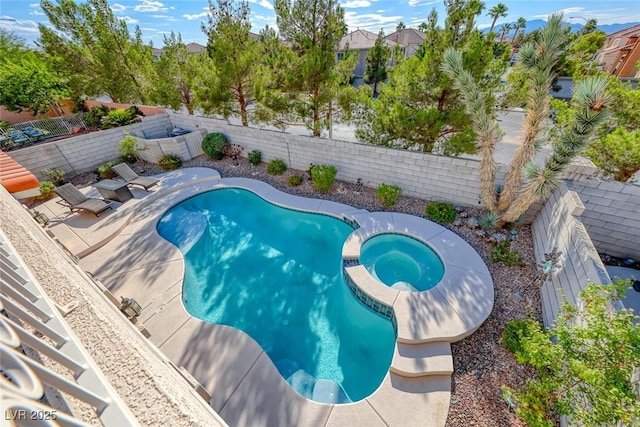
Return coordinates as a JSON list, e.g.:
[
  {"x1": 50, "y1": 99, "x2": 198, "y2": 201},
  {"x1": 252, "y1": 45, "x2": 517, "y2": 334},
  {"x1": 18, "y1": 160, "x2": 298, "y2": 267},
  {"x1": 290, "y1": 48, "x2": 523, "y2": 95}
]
[{"x1": 531, "y1": 181, "x2": 611, "y2": 326}]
